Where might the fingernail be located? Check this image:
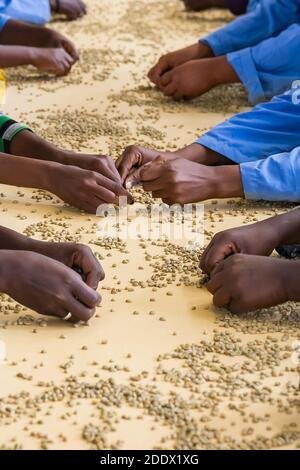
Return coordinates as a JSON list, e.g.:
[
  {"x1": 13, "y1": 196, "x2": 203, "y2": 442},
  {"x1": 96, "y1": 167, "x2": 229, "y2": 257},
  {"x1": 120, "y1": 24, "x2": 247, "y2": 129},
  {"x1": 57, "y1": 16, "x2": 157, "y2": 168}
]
[{"x1": 126, "y1": 181, "x2": 133, "y2": 190}]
